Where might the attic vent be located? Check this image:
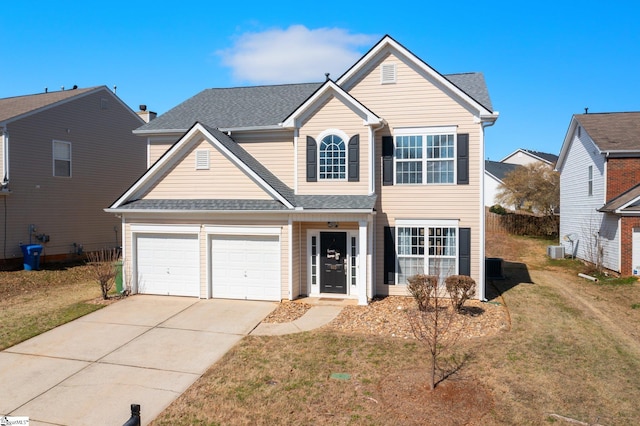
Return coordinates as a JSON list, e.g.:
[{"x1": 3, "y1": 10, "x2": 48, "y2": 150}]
[
  {"x1": 381, "y1": 63, "x2": 396, "y2": 84},
  {"x1": 195, "y1": 150, "x2": 210, "y2": 170},
  {"x1": 100, "y1": 98, "x2": 108, "y2": 110}
]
